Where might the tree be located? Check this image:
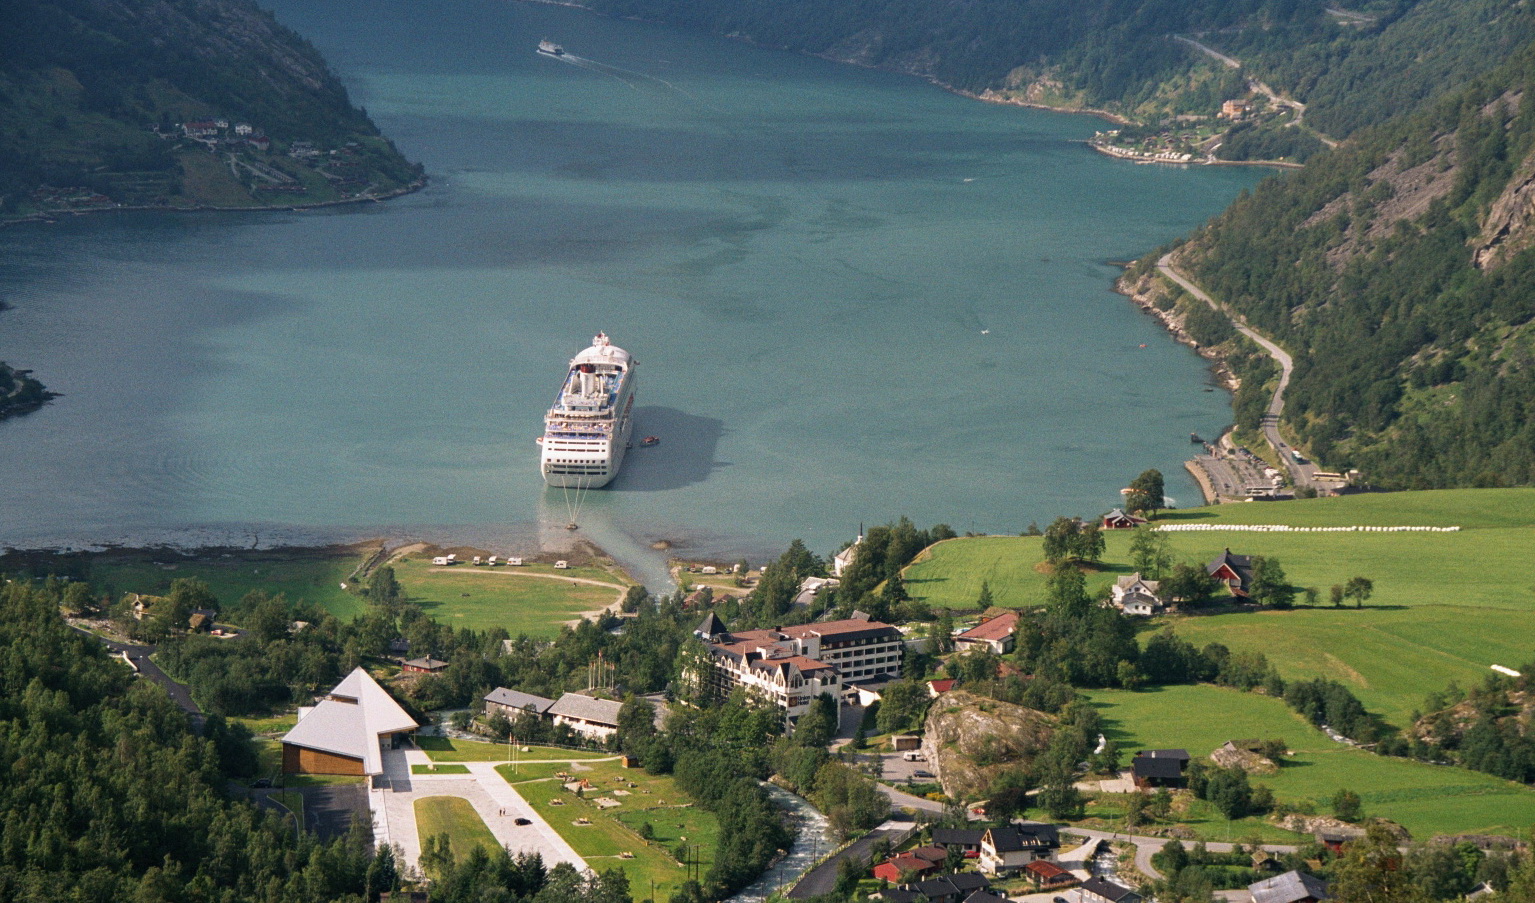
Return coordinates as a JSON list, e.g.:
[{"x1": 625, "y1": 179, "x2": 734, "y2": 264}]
[
  {"x1": 1329, "y1": 824, "x2": 1430, "y2": 903},
  {"x1": 1128, "y1": 525, "x2": 1172, "y2": 579},
  {"x1": 1127, "y1": 468, "x2": 1167, "y2": 514},
  {"x1": 933, "y1": 608, "x2": 956, "y2": 654},
  {"x1": 366, "y1": 565, "x2": 404, "y2": 610},
  {"x1": 1330, "y1": 584, "x2": 1346, "y2": 607},
  {"x1": 1042, "y1": 516, "x2": 1081, "y2": 565},
  {"x1": 1162, "y1": 562, "x2": 1220, "y2": 604},
  {"x1": 1344, "y1": 576, "x2": 1374, "y2": 608},
  {"x1": 794, "y1": 694, "x2": 838, "y2": 749},
  {"x1": 976, "y1": 580, "x2": 994, "y2": 608},
  {"x1": 1331, "y1": 787, "x2": 1363, "y2": 823},
  {"x1": 985, "y1": 768, "x2": 1033, "y2": 822},
  {"x1": 1248, "y1": 556, "x2": 1295, "y2": 609}
]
